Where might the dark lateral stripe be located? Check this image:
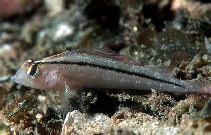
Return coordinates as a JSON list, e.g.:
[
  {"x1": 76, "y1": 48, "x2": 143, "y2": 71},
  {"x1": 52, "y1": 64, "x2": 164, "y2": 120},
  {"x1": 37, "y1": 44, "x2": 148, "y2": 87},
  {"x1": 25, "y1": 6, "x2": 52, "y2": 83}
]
[{"x1": 36, "y1": 61, "x2": 185, "y2": 88}]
